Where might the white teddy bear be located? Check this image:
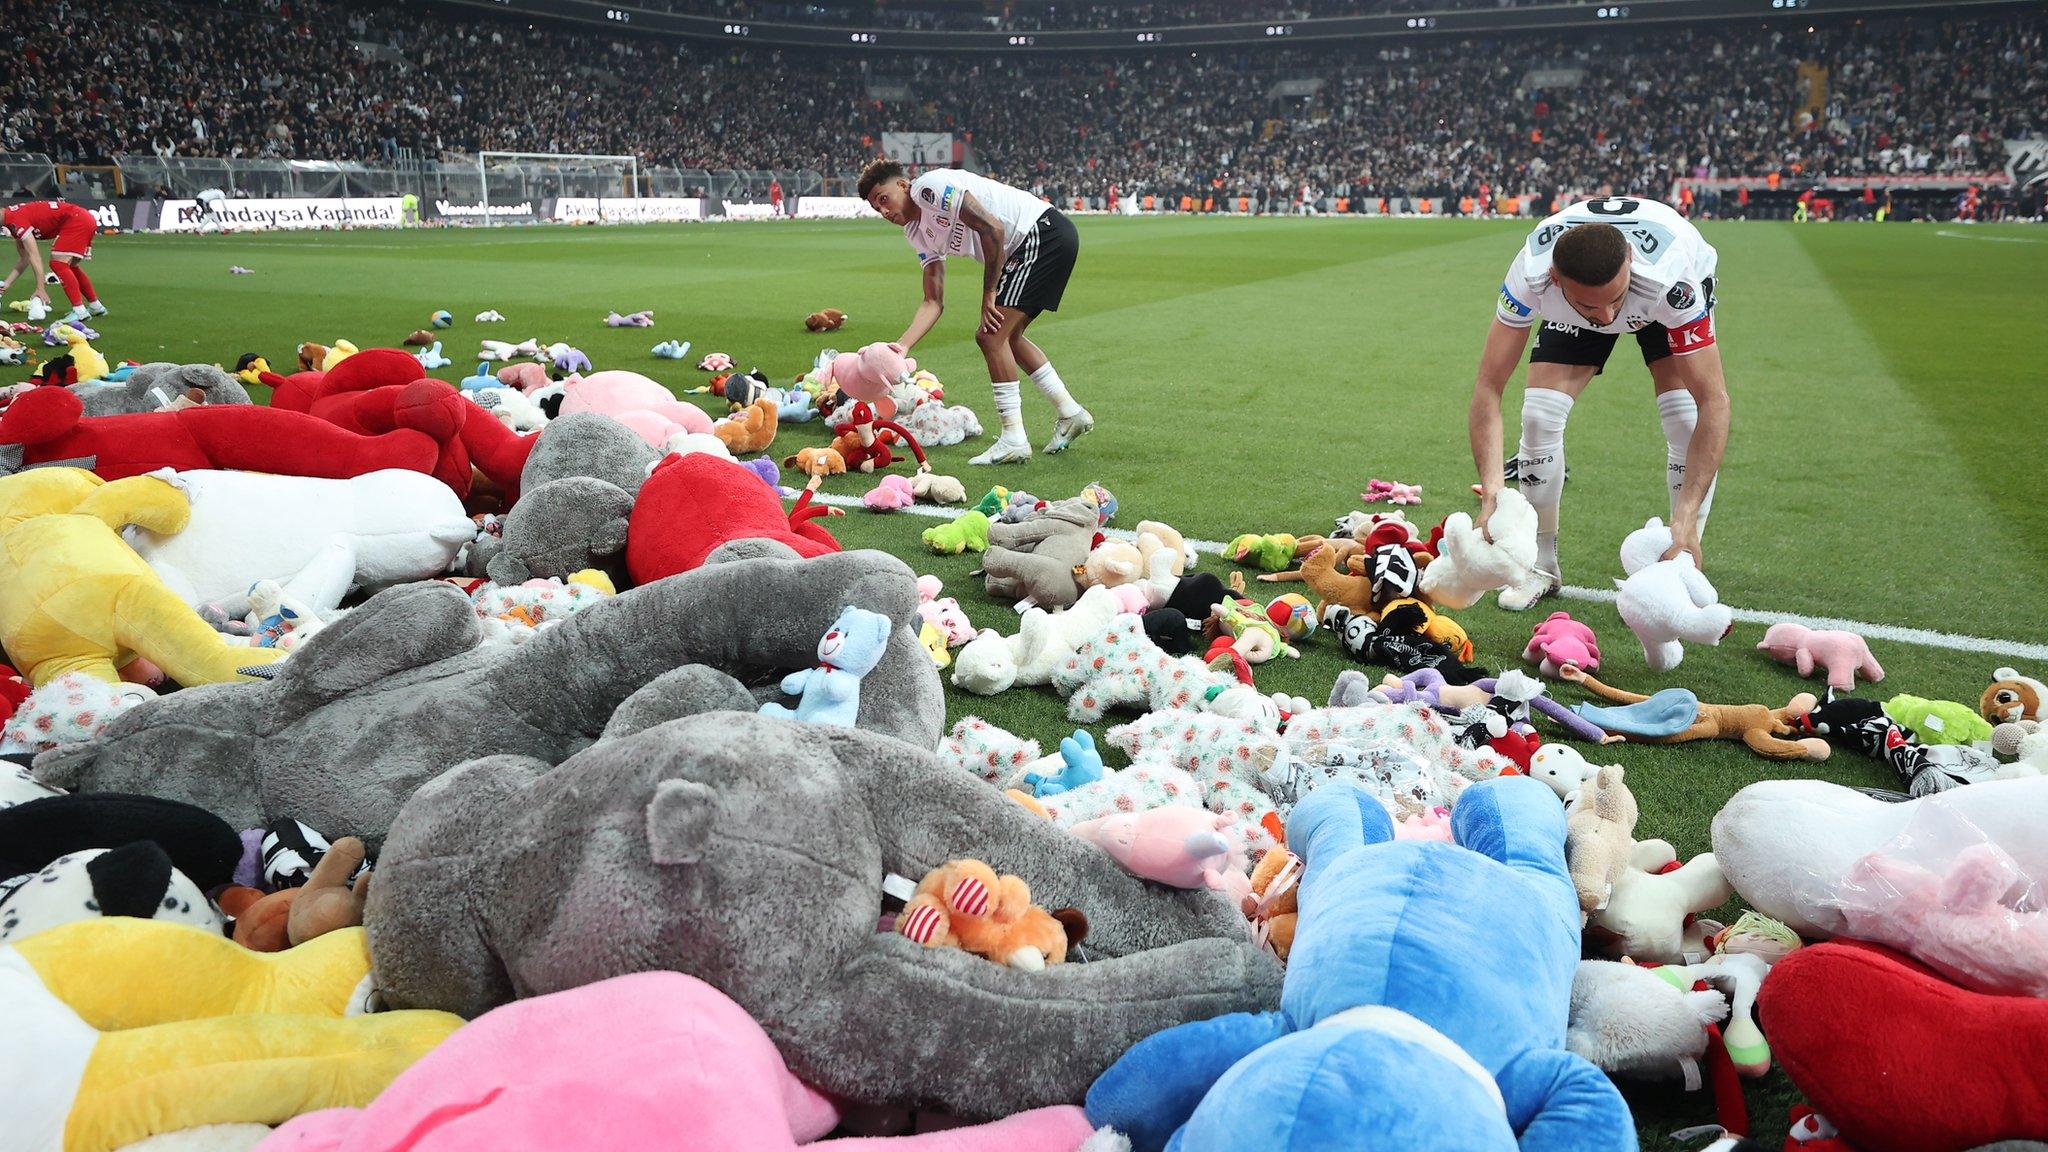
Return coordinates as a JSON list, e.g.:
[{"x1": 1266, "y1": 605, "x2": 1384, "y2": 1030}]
[
  {"x1": 1420, "y1": 488, "x2": 1550, "y2": 610},
  {"x1": 1614, "y1": 517, "x2": 1732, "y2": 672}
]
